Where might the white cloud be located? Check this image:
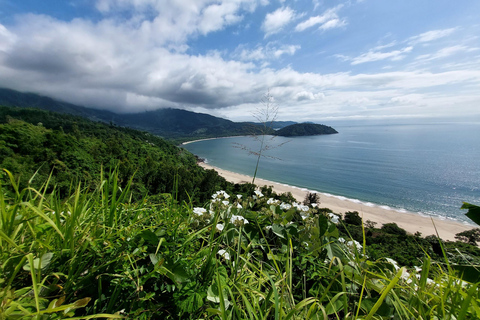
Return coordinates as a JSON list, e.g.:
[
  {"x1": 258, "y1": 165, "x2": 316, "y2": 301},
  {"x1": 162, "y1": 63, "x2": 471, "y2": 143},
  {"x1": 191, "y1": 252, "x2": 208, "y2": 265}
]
[
  {"x1": 262, "y1": 7, "x2": 295, "y2": 37},
  {"x1": 350, "y1": 46, "x2": 413, "y2": 65},
  {"x1": 0, "y1": 24, "x2": 17, "y2": 52},
  {"x1": 416, "y1": 45, "x2": 479, "y2": 61},
  {"x1": 234, "y1": 43, "x2": 300, "y2": 61},
  {"x1": 295, "y1": 91, "x2": 325, "y2": 101},
  {"x1": 295, "y1": 6, "x2": 345, "y2": 32},
  {"x1": 408, "y1": 28, "x2": 457, "y2": 44}
]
